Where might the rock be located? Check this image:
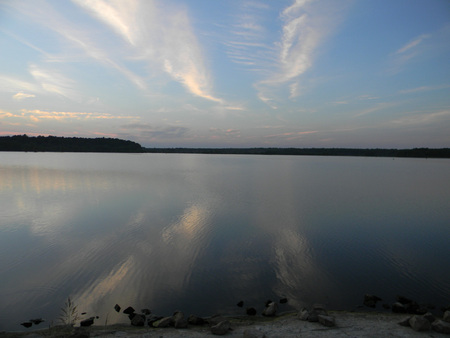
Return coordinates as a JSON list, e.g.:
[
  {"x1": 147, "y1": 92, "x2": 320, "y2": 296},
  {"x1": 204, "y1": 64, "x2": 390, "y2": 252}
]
[
  {"x1": 173, "y1": 311, "x2": 188, "y2": 328},
  {"x1": 298, "y1": 309, "x2": 309, "y2": 321},
  {"x1": 188, "y1": 314, "x2": 205, "y2": 325},
  {"x1": 30, "y1": 318, "x2": 44, "y2": 325},
  {"x1": 364, "y1": 294, "x2": 382, "y2": 308},
  {"x1": 80, "y1": 317, "x2": 95, "y2": 327},
  {"x1": 141, "y1": 308, "x2": 151, "y2": 315},
  {"x1": 147, "y1": 315, "x2": 162, "y2": 327},
  {"x1": 114, "y1": 304, "x2": 121, "y2": 312},
  {"x1": 392, "y1": 302, "x2": 406, "y2": 313},
  {"x1": 398, "y1": 317, "x2": 411, "y2": 327},
  {"x1": 210, "y1": 320, "x2": 230, "y2": 335},
  {"x1": 244, "y1": 328, "x2": 266, "y2": 338},
  {"x1": 279, "y1": 298, "x2": 288, "y2": 304},
  {"x1": 423, "y1": 312, "x2": 436, "y2": 323},
  {"x1": 237, "y1": 300, "x2": 244, "y2": 307},
  {"x1": 307, "y1": 311, "x2": 319, "y2": 322},
  {"x1": 312, "y1": 304, "x2": 328, "y2": 315},
  {"x1": 432, "y1": 319, "x2": 450, "y2": 334},
  {"x1": 318, "y1": 314, "x2": 336, "y2": 327},
  {"x1": 444, "y1": 310, "x2": 450, "y2": 323},
  {"x1": 409, "y1": 315, "x2": 431, "y2": 331},
  {"x1": 265, "y1": 300, "x2": 273, "y2": 307},
  {"x1": 153, "y1": 316, "x2": 173, "y2": 328},
  {"x1": 123, "y1": 306, "x2": 135, "y2": 315},
  {"x1": 397, "y1": 295, "x2": 413, "y2": 305},
  {"x1": 20, "y1": 322, "x2": 32, "y2": 328},
  {"x1": 131, "y1": 314, "x2": 145, "y2": 326},
  {"x1": 382, "y1": 303, "x2": 391, "y2": 310},
  {"x1": 262, "y1": 301, "x2": 277, "y2": 316},
  {"x1": 246, "y1": 307, "x2": 257, "y2": 316}
]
